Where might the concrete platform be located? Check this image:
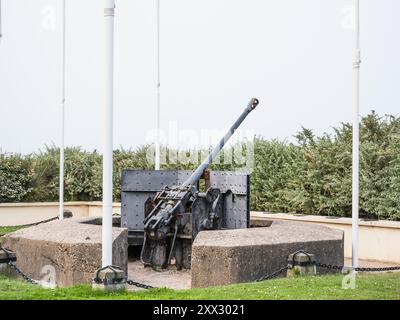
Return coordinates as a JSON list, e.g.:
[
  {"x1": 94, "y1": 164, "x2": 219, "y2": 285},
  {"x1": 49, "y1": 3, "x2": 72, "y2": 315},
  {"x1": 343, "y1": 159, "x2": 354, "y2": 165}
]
[
  {"x1": 1, "y1": 217, "x2": 128, "y2": 287},
  {"x1": 191, "y1": 221, "x2": 344, "y2": 288},
  {"x1": 128, "y1": 261, "x2": 191, "y2": 291},
  {"x1": 1, "y1": 217, "x2": 344, "y2": 289}
]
